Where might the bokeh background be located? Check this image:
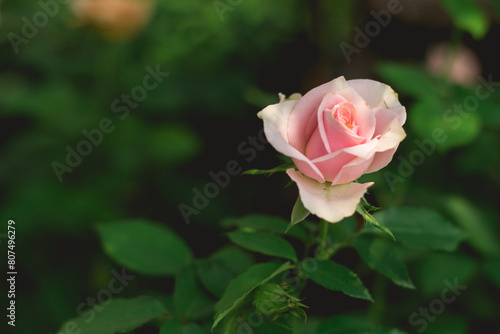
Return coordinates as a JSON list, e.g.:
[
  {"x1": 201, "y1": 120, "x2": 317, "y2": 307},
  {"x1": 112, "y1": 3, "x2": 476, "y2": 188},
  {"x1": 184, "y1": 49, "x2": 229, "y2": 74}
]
[{"x1": 1, "y1": 0, "x2": 500, "y2": 333}]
